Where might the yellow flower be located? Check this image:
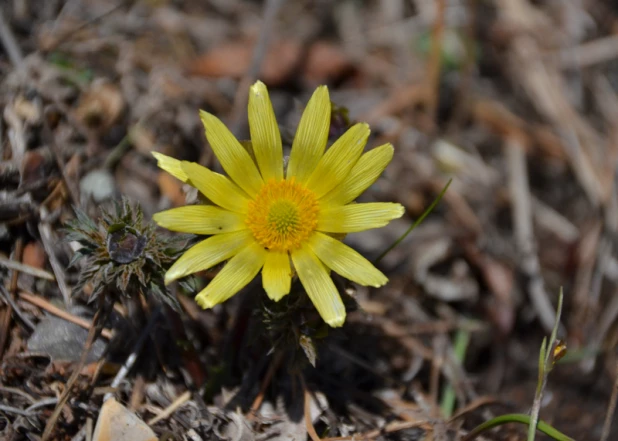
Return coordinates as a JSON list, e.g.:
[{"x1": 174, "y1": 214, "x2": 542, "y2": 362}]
[{"x1": 152, "y1": 81, "x2": 404, "y2": 327}]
